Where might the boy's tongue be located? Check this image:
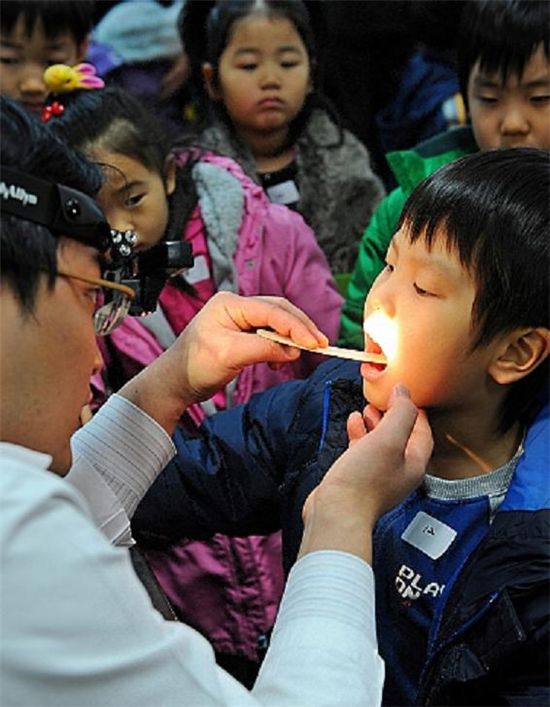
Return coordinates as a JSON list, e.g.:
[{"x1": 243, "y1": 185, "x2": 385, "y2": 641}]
[{"x1": 364, "y1": 336, "x2": 387, "y2": 370}]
